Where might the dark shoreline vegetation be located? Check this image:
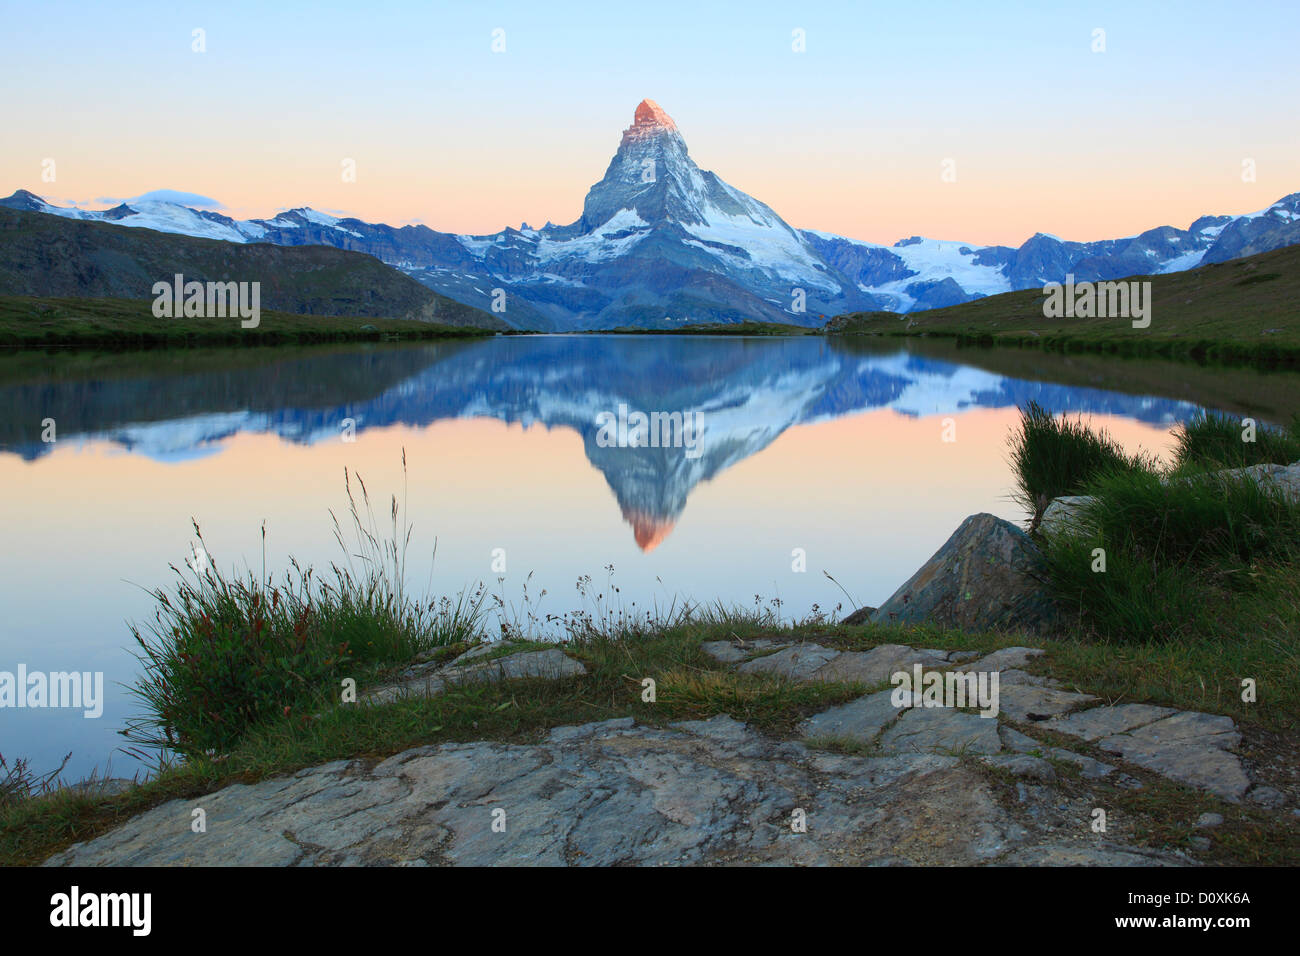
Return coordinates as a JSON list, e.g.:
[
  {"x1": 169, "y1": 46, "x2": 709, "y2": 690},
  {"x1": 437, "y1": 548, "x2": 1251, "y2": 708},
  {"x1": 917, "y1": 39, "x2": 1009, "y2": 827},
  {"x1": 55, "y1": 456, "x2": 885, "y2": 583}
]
[
  {"x1": 3, "y1": 410, "x2": 1299, "y2": 866},
  {"x1": 0, "y1": 295, "x2": 494, "y2": 348}
]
